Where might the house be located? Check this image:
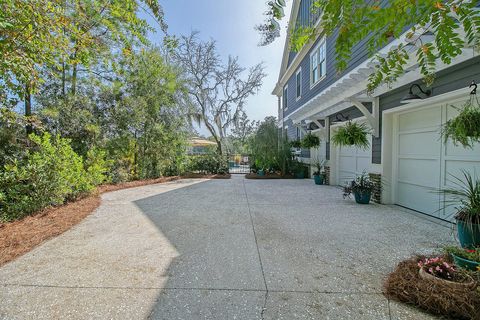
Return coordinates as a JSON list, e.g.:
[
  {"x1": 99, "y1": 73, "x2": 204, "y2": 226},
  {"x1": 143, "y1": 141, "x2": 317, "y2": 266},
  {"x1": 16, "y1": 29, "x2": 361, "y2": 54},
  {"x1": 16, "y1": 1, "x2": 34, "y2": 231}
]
[
  {"x1": 273, "y1": 0, "x2": 480, "y2": 221},
  {"x1": 186, "y1": 138, "x2": 217, "y2": 155}
]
